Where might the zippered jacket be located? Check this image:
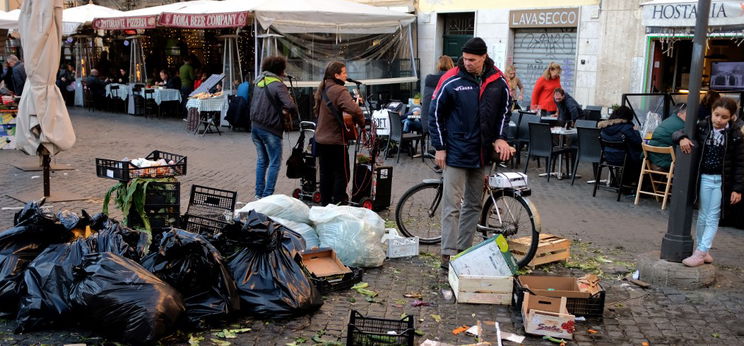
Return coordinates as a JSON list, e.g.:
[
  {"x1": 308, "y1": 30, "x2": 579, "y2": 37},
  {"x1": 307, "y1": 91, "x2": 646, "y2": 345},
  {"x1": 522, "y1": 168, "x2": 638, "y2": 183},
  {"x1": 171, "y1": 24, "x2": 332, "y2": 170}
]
[
  {"x1": 428, "y1": 57, "x2": 511, "y2": 168},
  {"x1": 250, "y1": 72, "x2": 297, "y2": 137}
]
